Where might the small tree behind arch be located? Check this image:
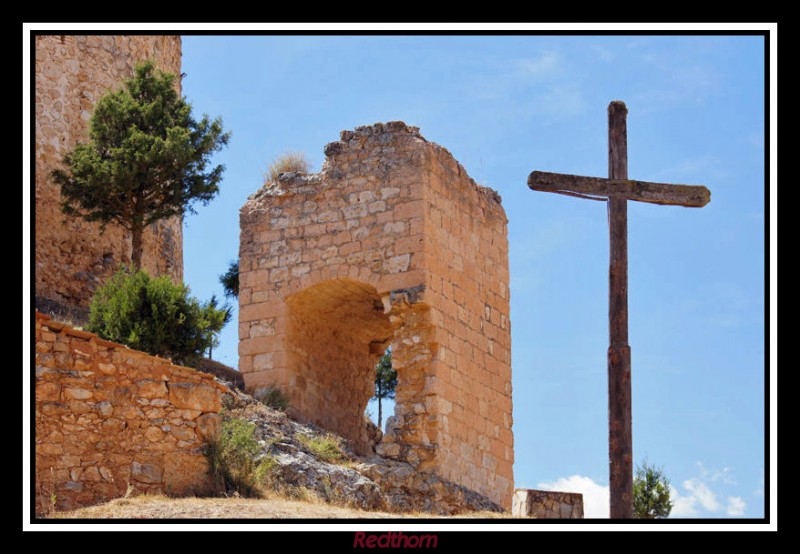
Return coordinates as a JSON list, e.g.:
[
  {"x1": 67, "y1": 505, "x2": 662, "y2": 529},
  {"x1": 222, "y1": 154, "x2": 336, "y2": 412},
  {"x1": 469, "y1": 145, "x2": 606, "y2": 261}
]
[
  {"x1": 220, "y1": 259, "x2": 239, "y2": 299},
  {"x1": 373, "y1": 349, "x2": 397, "y2": 429}
]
